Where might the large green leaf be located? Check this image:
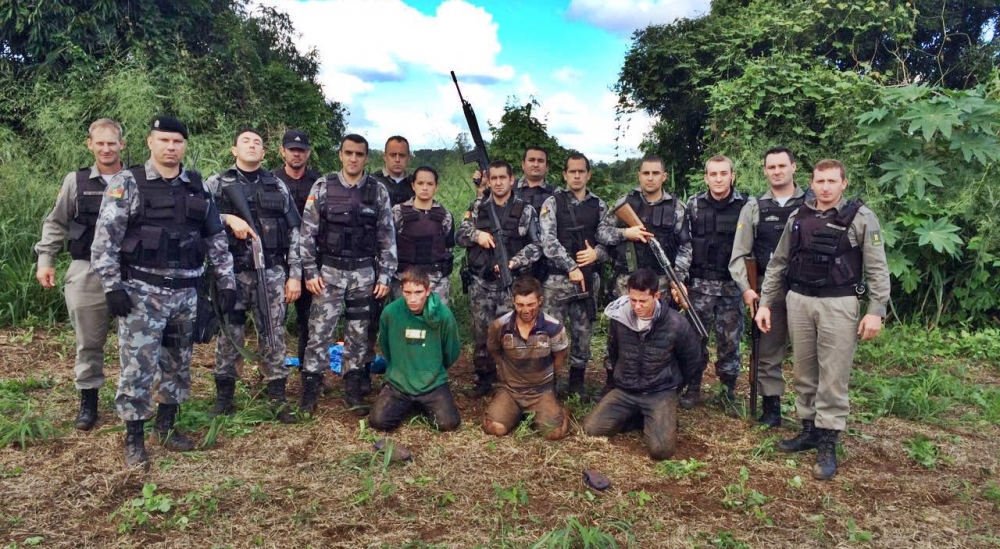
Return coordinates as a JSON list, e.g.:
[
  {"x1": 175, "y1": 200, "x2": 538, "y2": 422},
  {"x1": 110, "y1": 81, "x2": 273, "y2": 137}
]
[
  {"x1": 949, "y1": 131, "x2": 1000, "y2": 165},
  {"x1": 914, "y1": 218, "x2": 964, "y2": 258},
  {"x1": 899, "y1": 100, "x2": 963, "y2": 141},
  {"x1": 878, "y1": 157, "x2": 945, "y2": 199}
]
